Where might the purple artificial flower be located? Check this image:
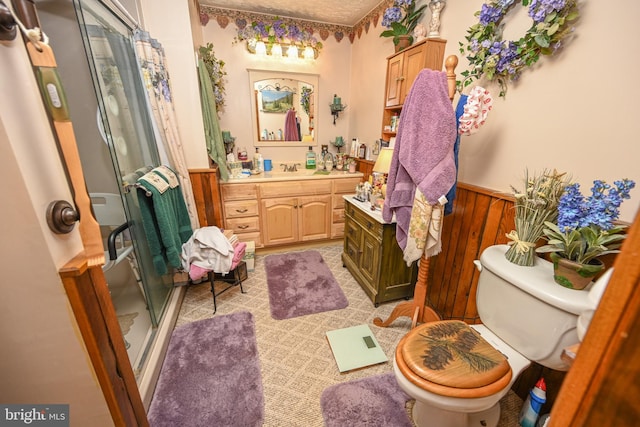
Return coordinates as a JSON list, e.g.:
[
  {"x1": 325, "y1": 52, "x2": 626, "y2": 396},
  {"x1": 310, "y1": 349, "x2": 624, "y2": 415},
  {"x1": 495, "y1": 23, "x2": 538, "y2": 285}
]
[
  {"x1": 395, "y1": 0, "x2": 414, "y2": 6},
  {"x1": 479, "y1": 4, "x2": 503, "y2": 26},
  {"x1": 287, "y1": 24, "x2": 301, "y2": 42},
  {"x1": 382, "y1": 7, "x2": 402, "y2": 27},
  {"x1": 529, "y1": 0, "x2": 567, "y2": 23}
]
